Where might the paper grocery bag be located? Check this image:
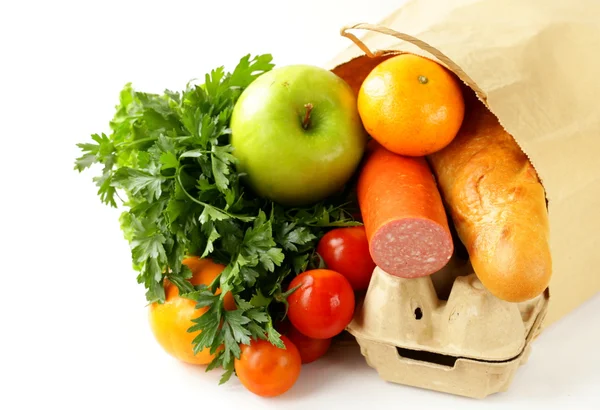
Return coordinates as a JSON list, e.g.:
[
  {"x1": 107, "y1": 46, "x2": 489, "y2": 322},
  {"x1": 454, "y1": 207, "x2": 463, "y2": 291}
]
[{"x1": 327, "y1": 0, "x2": 600, "y2": 329}]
